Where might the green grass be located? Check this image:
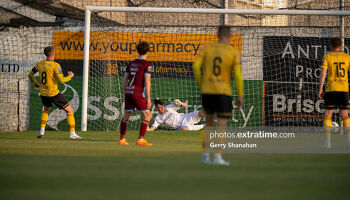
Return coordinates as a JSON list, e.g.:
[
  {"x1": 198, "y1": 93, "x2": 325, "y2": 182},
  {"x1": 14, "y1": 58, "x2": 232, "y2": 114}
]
[{"x1": 0, "y1": 131, "x2": 349, "y2": 200}]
